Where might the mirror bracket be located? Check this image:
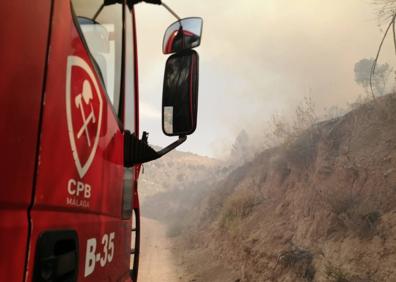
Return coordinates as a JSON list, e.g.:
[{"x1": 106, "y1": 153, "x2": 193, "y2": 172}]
[
  {"x1": 124, "y1": 130, "x2": 187, "y2": 167},
  {"x1": 161, "y1": 2, "x2": 181, "y2": 21},
  {"x1": 127, "y1": 0, "x2": 181, "y2": 21}
]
